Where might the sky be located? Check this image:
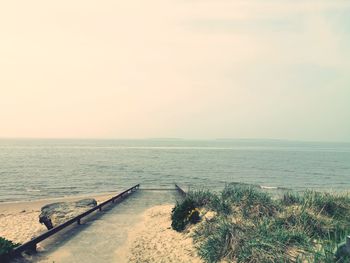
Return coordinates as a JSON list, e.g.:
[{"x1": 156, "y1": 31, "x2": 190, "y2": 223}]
[{"x1": 0, "y1": 0, "x2": 349, "y2": 141}]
